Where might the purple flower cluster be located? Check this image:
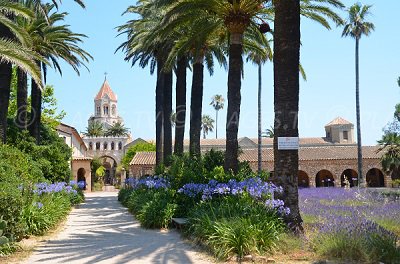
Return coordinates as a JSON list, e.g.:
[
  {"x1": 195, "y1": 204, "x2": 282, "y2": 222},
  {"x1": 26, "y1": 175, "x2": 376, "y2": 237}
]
[
  {"x1": 299, "y1": 188, "x2": 400, "y2": 237},
  {"x1": 34, "y1": 202, "x2": 44, "y2": 209},
  {"x1": 178, "y1": 178, "x2": 290, "y2": 215},
  {"x1": 125, "y1": 176, "x2": 170, "y2": 190},
  {"x1": 33, "y1": 182, "x2": 78, "y2": 195},
  {"x1": 178, "y1": 178, "x2": 282, "y2": 200}
]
